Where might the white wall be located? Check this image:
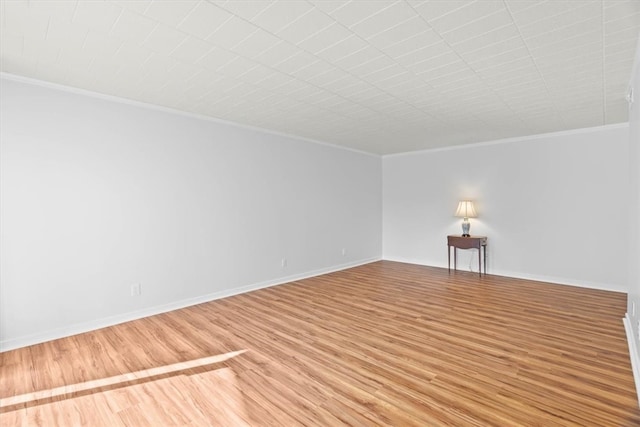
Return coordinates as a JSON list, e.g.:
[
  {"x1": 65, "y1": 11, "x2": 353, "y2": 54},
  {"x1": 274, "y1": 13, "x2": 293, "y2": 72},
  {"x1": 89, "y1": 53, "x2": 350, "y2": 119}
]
[
  {"x1": 625, "y1": 38, "x2": 640, "y2": 403},
  {"x1": 1, "y1": 74, "x2": 633, "y2": 354},
  {"x1": 383, "y1": 125, "x2": 629, "y2": 291},
  {"x1": 0, "y1": 76, "x2": 382, "y2": 351}
]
